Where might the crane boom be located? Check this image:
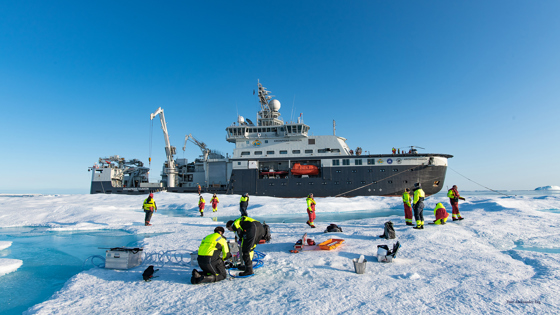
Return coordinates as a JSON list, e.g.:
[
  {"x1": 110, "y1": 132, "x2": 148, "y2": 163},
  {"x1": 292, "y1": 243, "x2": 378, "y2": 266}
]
[
  {"x1": 183, "y1": 133, "x2": 210, "y2": 158},
  {"x1": 150, "y1": 107, "x2": 176, "y2": 187}
]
